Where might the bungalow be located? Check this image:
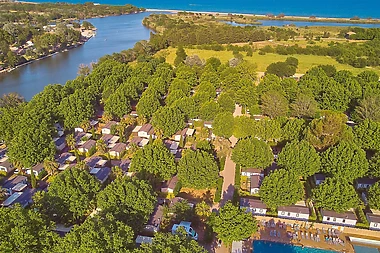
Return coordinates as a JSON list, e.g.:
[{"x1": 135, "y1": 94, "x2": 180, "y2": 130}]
[
  {"x1": 144, "y1": 202, "x2": 165, "y2": 233},
  {"x1": 109, "y1": 143, "x2": 127, "y2": 158},
  {"x1": 138, "y1": 124, "x2": 155, "y2": 139},
  {"x1": 250, "y1": 175, "x2": 262, "y2": 194},
  {"x1": 240, "y1": 198, "x2": 267, "y2": 215},
  {"x1": 74, "y1": 127, "x2": 84, "y2": 133},
  {"x1": 0, "y1": 157, "x2": 13, "y2": 174},
  {"x1": 161, "y1": 175, "x2": 178, "y2": 193},
  {"x1": 366, "y1": 211, "x2": 380, "y2": 231},
  {"x1": 90, "y1": 167, "x2": 111, "y2": 184},
  {"x1": 313, "y1": 173, "x2": 326, "y2": 186},
  {"x1": 74, "y1": 132, "x2": 92, "y2": 146},
  {"x1": 27, "y1": 163, "x2": 45, "y2": 177},
  {"x1": 173, "y1": 128, "x2": 195, "y2": 142},
  {"x1": 164, "y1": 140, "x2": 179, "y2": 151},
  {"x1": 85, "y1": 156, "x2": 108, "y2": 169},
  {"x1": 278, "y1": 205, "x2": 310, "y2": 221},
  {"x1": 56, "y1": 152, "x2": 76, "y2": 170},
  {"x1": 204, "y1": 121, "x2": 212, "y2": 129},
  {"x1": 54, "y1": 136, "x2": 67, "y2": 151},
  {"x1": 129, "y1": 137, "x2": 149, "y2": 148},
  {"x1": 321, "y1": 209, "x2": 357, "y2": 227},
  {"x1": 78, "y1": 139, "x2": 96, "y2": 153},
  {"x1": 135, "y1": 235, "x2": 153, "y2": 246},
  {"x1": 2, "y1": 175, "x2": 28, "y2": 195},
  {"x1": 3, "y1": 188, "x2": 37, "y2": 208},
  {"x1": 101, "y1": 121, "x2": 118, "y2": 135},
  {"x1": 241, "y1": 168, "x2": 264, "y2": 177},
  {"x1": 101, "y1": 134, "x2": 120, "y2": 146},
  {"x1": 90, "y1": 120, "x2": 99, "y2": 128},
  {"x1": 355, "y1": 178, "x2": 377, "y2": 190}
]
